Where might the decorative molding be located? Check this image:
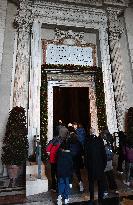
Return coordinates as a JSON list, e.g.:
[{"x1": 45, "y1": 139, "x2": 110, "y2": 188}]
[
  {"x1": 51, "y1": 0, "x2": 102, "y2": 6},
  {"x1": 47, "y1": 73, "x2": 99, "y2": 140},
  {"x1": 32, "y1": 2, "x2": 107, "y2": 26},
  {"x1": 47, "y1": 73, "x2": 95, "y2": 83},
  {"x1": 103, "y1": 0, "x2": 127, "y2": 6},
  {"x1": 54, "y1": 28, "x2": 85, "y2": 44},
  {"x1": 34, "y1": 0, "x2": 127, "y2": 7}
]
